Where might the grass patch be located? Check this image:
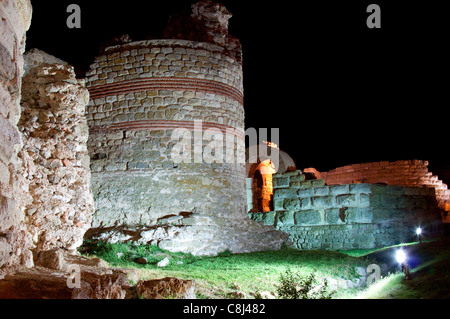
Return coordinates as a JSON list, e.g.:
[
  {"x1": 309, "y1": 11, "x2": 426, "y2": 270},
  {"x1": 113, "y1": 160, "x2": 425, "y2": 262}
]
[
  {"x1": 80, "y1": 237, "x2": 450, "y2": 299},
  {"x1": 80, "y1": 240, "x2": 374, "y2": 299}
]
